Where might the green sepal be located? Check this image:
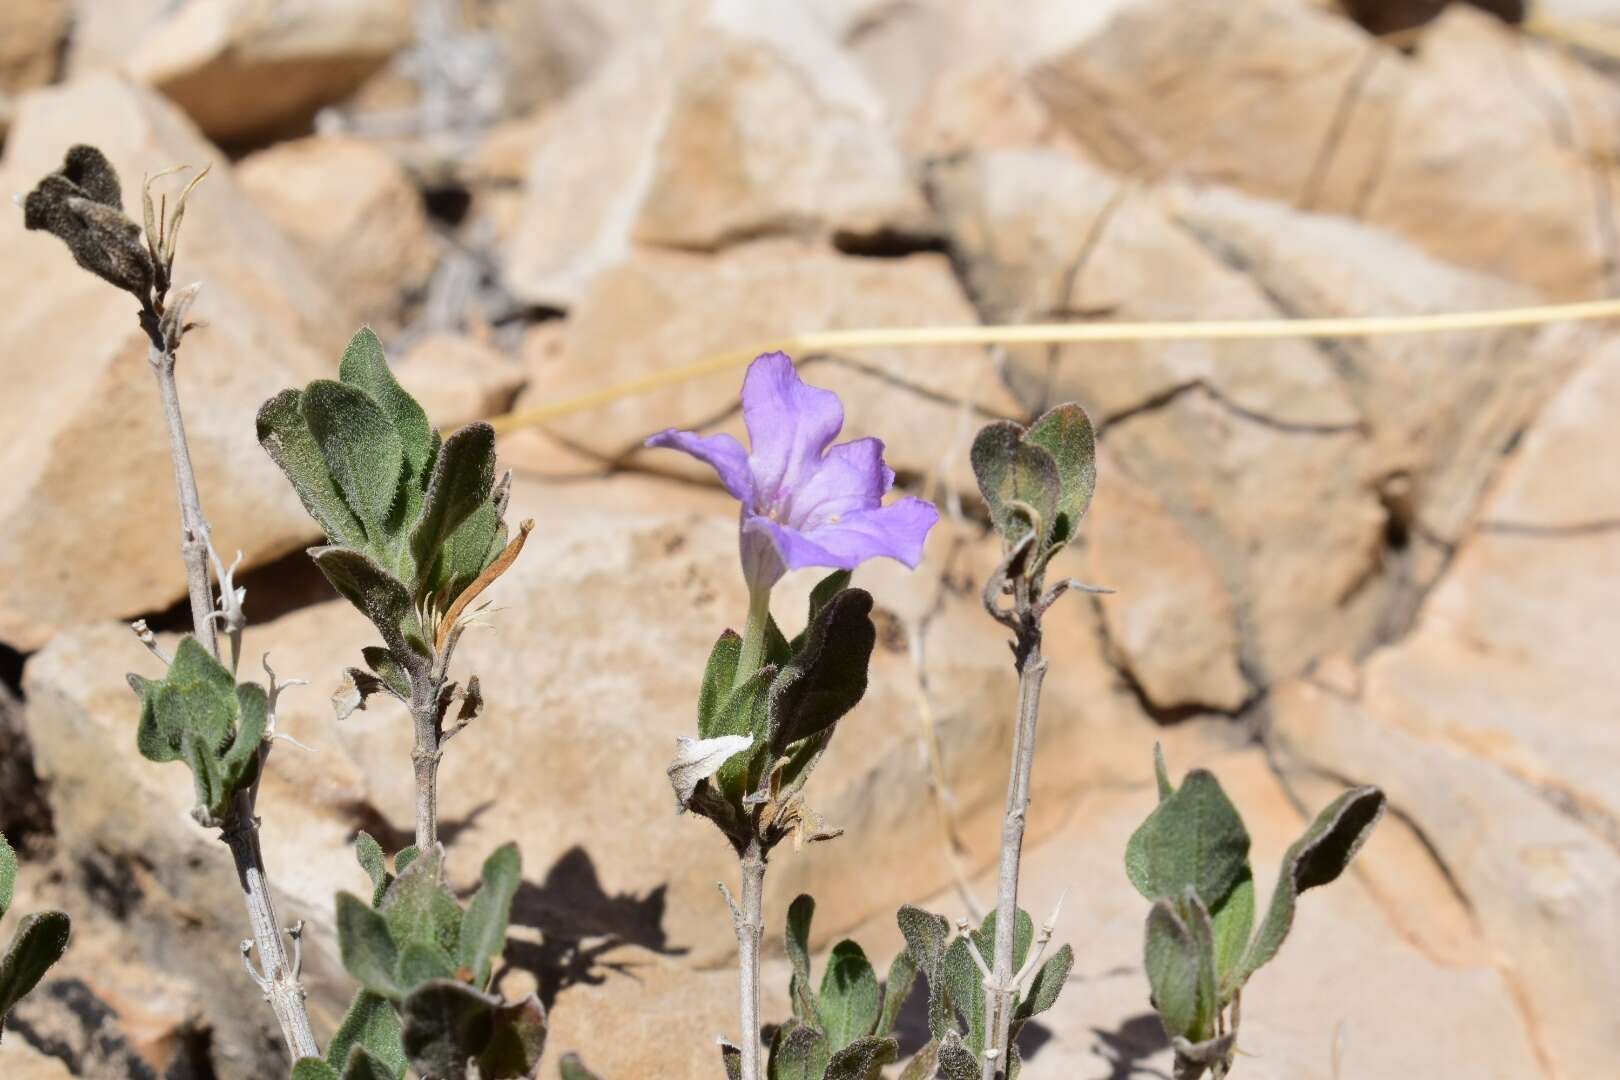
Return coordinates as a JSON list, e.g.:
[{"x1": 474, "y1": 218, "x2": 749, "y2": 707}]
[
  {"x1": 697, "y1": 631, "x2": 743, "y2": 741},
  {"x1": 790, "y1": 570, "x2": 853, "y2": 654},
  {"x1": 768, "y1": 588, "x2": 875, "y2": 753}
]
